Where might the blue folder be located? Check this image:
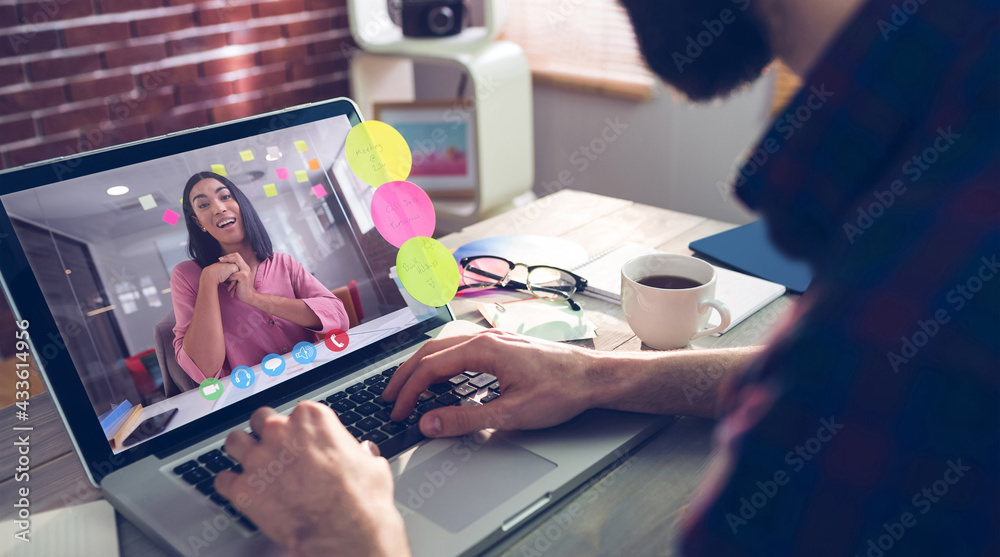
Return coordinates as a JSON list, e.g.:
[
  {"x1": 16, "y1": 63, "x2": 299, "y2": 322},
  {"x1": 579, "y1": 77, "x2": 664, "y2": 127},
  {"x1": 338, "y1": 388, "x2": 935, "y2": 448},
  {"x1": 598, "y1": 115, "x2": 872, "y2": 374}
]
[{"x1": 689, "y1": 221, "x2": 813, "y2": 293}]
